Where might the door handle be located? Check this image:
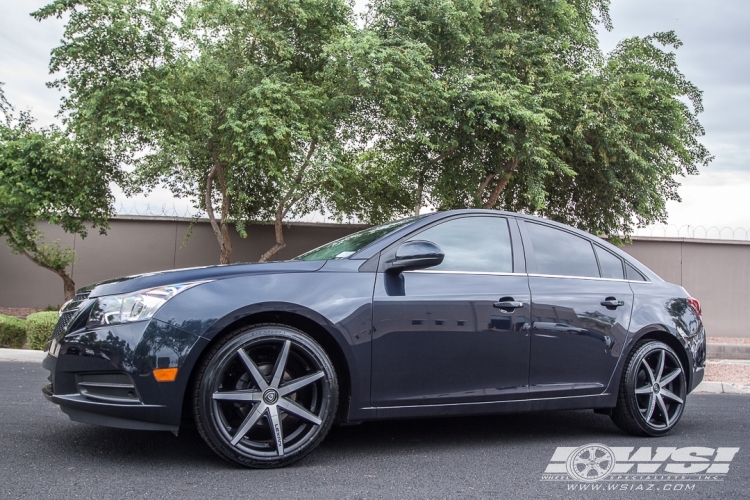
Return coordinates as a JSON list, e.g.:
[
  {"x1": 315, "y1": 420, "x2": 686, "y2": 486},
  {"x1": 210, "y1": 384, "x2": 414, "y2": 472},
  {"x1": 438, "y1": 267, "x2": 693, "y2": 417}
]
[
  {"x1": 600, "y1": 298, "x2": 625, "y2": 309},
  {"x1": 494, "y1": 301, "x2": 523, "y2": 310}
]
